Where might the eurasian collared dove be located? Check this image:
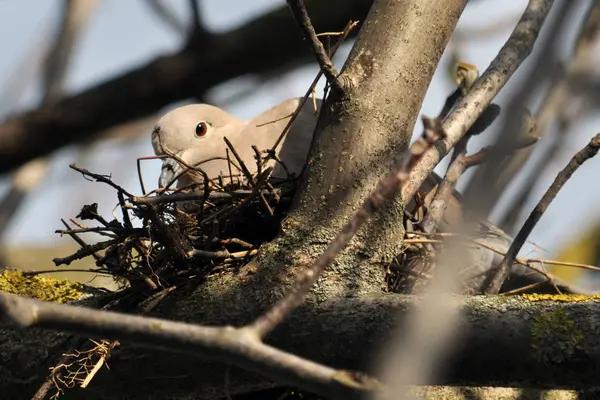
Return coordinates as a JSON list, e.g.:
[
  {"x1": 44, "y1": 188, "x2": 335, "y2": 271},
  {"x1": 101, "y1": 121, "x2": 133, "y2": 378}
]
[
  {"x1": 150, "y1": 98, "x2": 579, "y2": 293},
  {"x1": 151, "y1": 97, "x2": 321, "y2": 189}
]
